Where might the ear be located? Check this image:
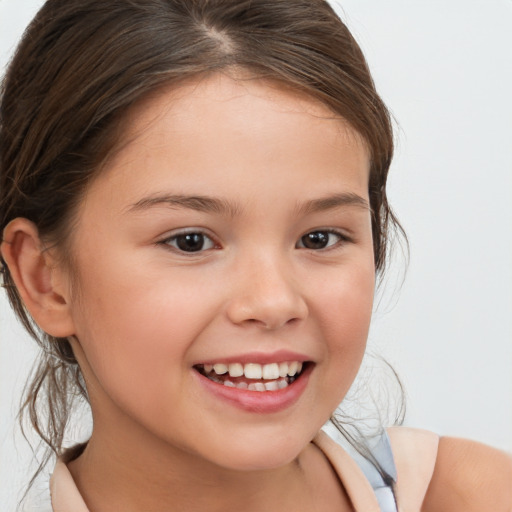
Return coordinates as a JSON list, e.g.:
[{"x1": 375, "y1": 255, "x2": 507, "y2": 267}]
[{"x1": 1, "y1": 218, "x2": 75, "y2": 337}]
